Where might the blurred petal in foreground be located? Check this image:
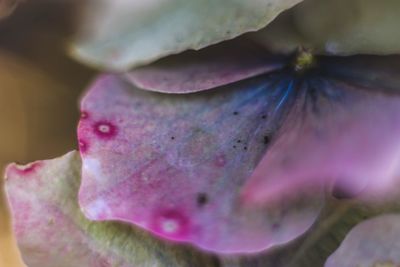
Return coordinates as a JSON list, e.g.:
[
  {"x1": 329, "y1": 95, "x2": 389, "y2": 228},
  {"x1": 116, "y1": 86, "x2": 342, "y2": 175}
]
[
  {"x1": 325, "y1": 214, "x2": 400, "y2": 267},
  {"x1": 5, "y1": 151, "x2": 218, "y2": 267},
  {"x1": 71, "y1": 0, "x2": 303, "y2": 70}
]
